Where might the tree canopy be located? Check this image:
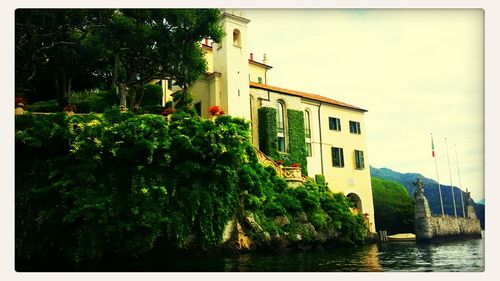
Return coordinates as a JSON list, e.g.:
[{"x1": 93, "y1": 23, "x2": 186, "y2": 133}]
[
  {"x1": 371, "y1": 177, "x2": 415, "y2": 235},
  {"x1": 15, "y1": 9, "x2": 224, "y2": 110}
]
